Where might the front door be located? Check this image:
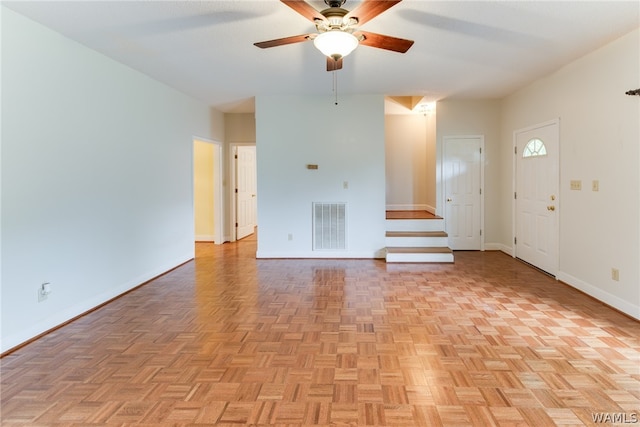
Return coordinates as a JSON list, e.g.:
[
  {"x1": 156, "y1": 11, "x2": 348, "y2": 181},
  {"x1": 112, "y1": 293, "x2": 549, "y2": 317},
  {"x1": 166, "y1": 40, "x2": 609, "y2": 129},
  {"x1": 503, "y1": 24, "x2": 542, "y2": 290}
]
[
  {"x1": 515, "y1": 120, "x2": 559, "y2": 275},
  {"x1": 443, "y1": 136, "x2": 483, "y2": 250},
  {"x1": 236, "y1": 145, "x2": 257, "y2": 240}
]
